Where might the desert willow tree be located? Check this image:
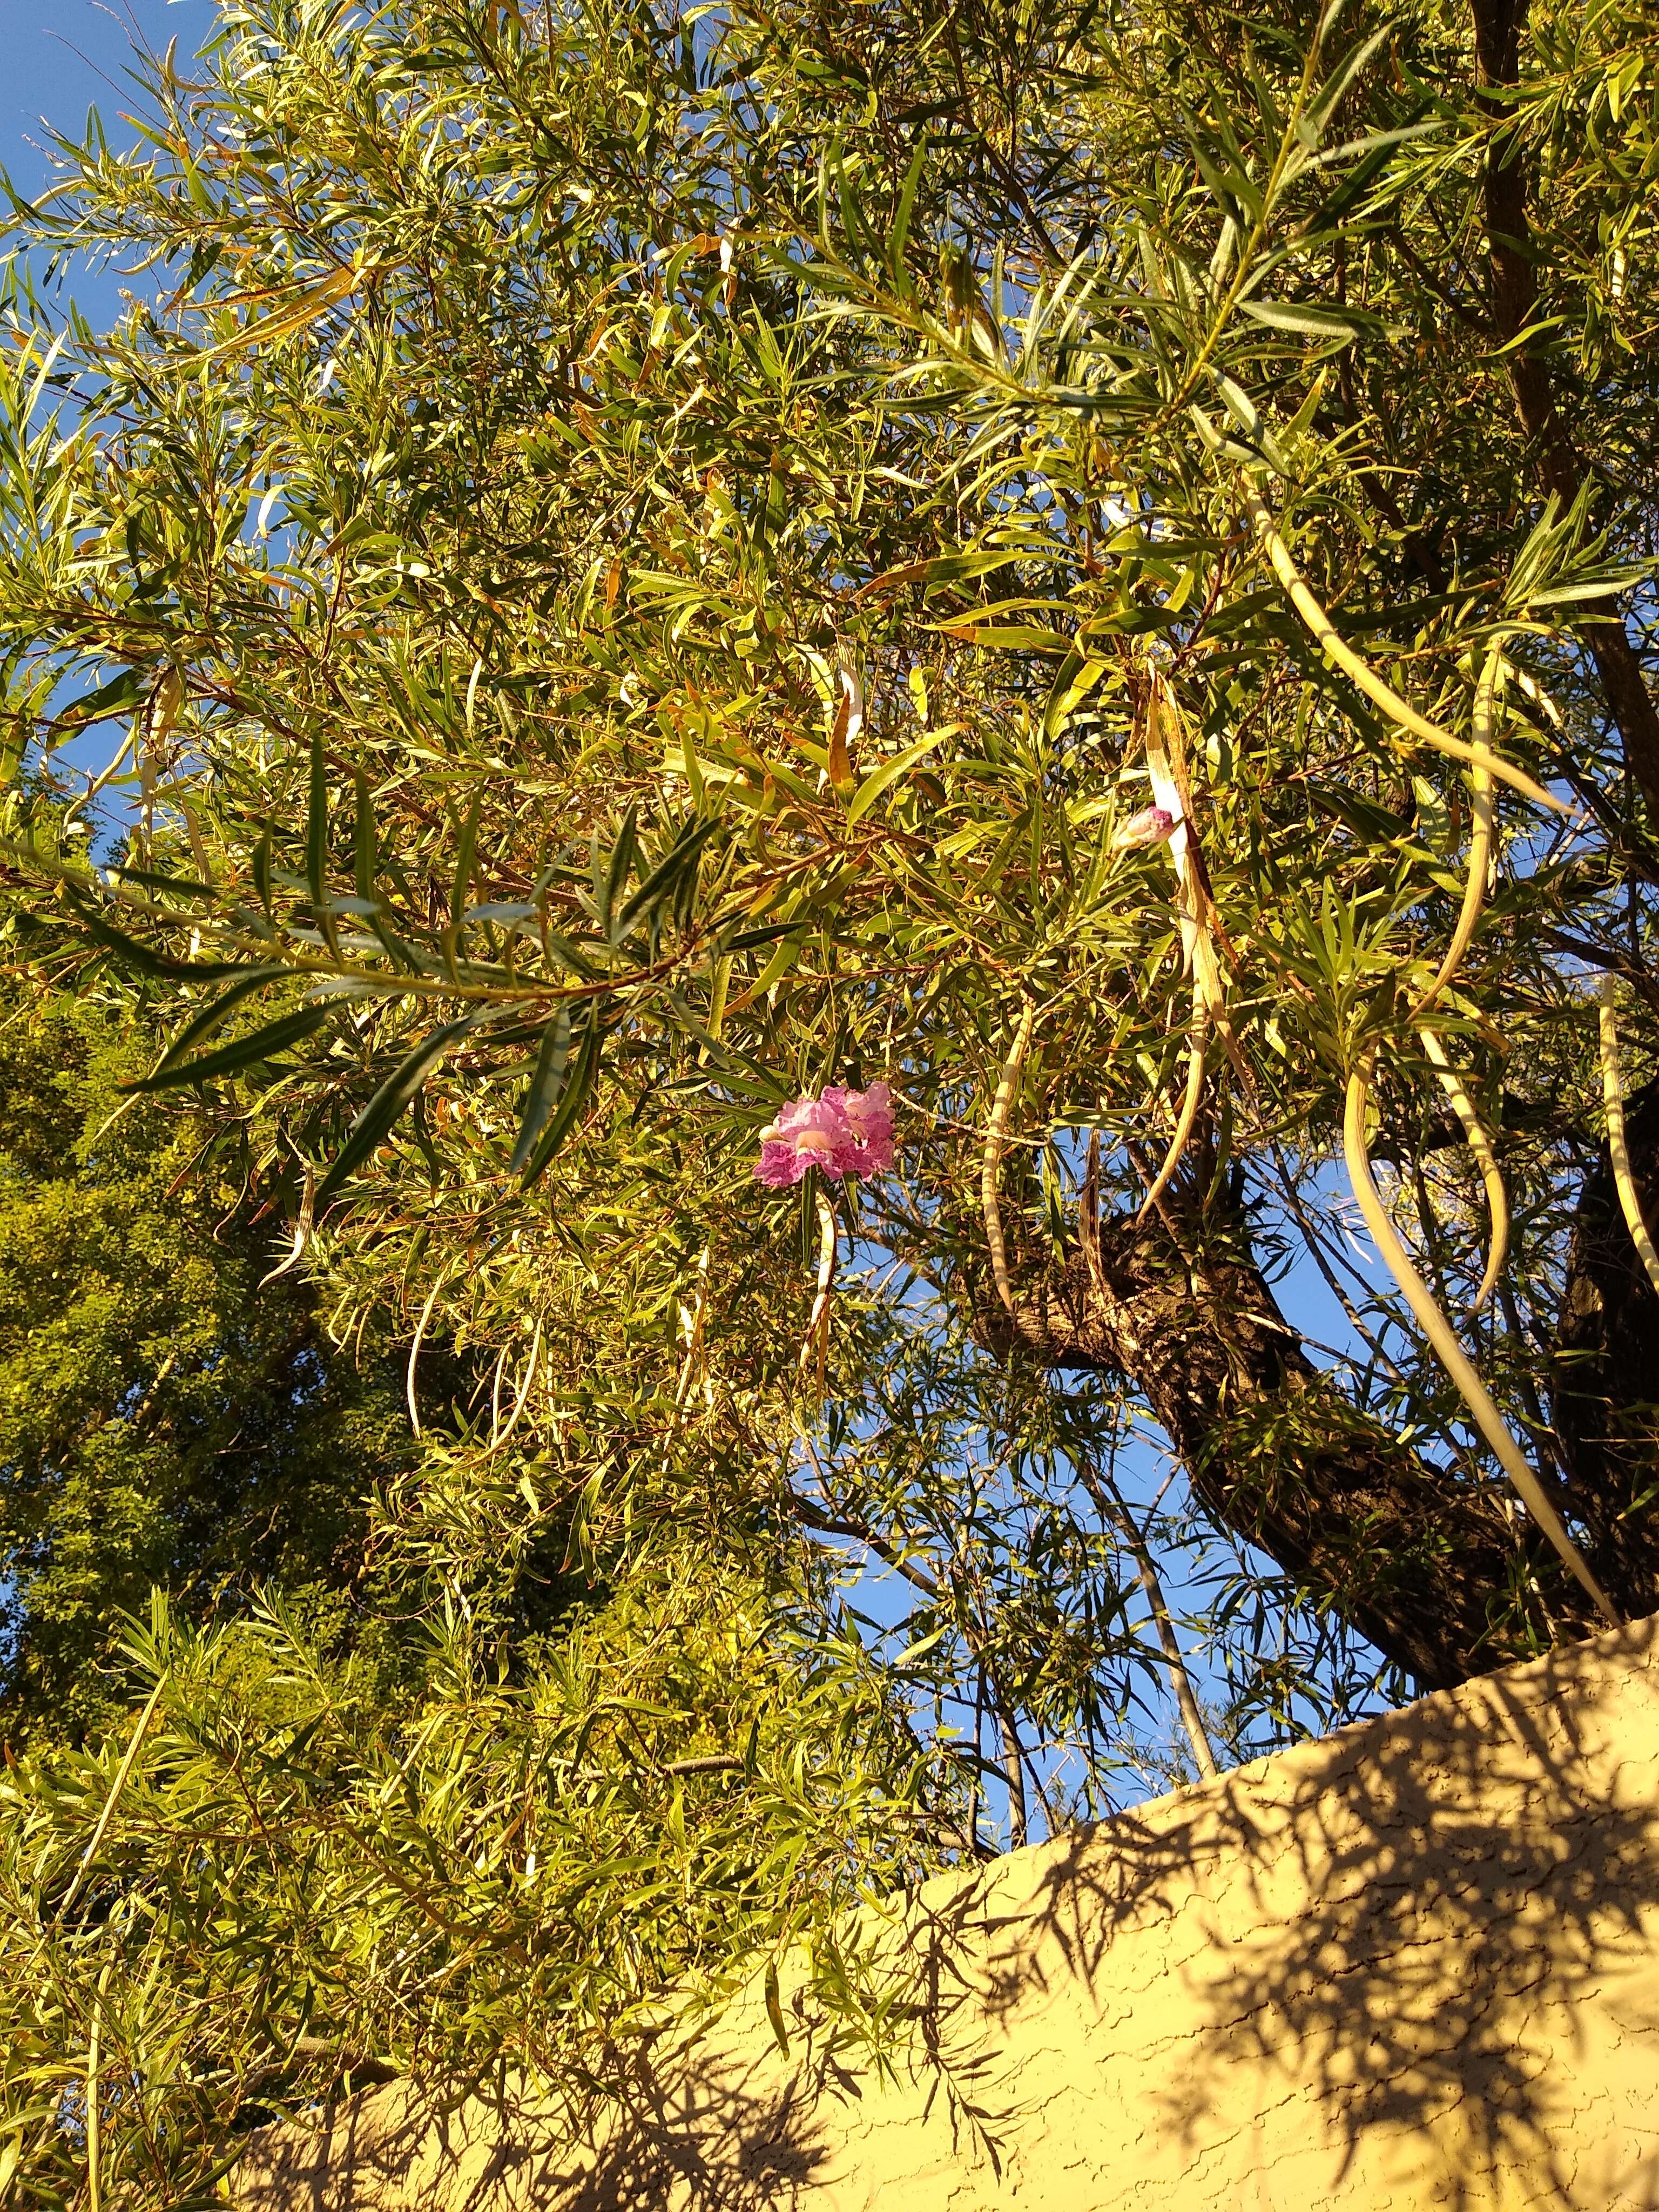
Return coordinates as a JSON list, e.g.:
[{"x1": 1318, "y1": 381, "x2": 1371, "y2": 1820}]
[{"x1": 1, "y1": 0, "x2": 1658, "y2": 2177}]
